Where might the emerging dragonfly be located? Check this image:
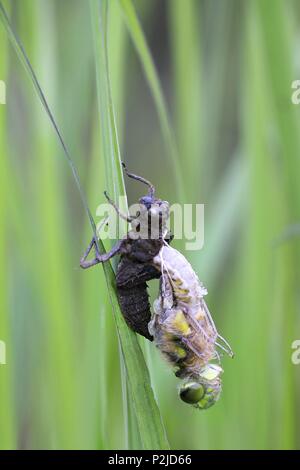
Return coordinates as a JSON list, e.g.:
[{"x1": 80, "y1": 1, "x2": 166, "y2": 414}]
[{"x1": 80, "y1": 164, "x2": 233, "y2": 409}]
